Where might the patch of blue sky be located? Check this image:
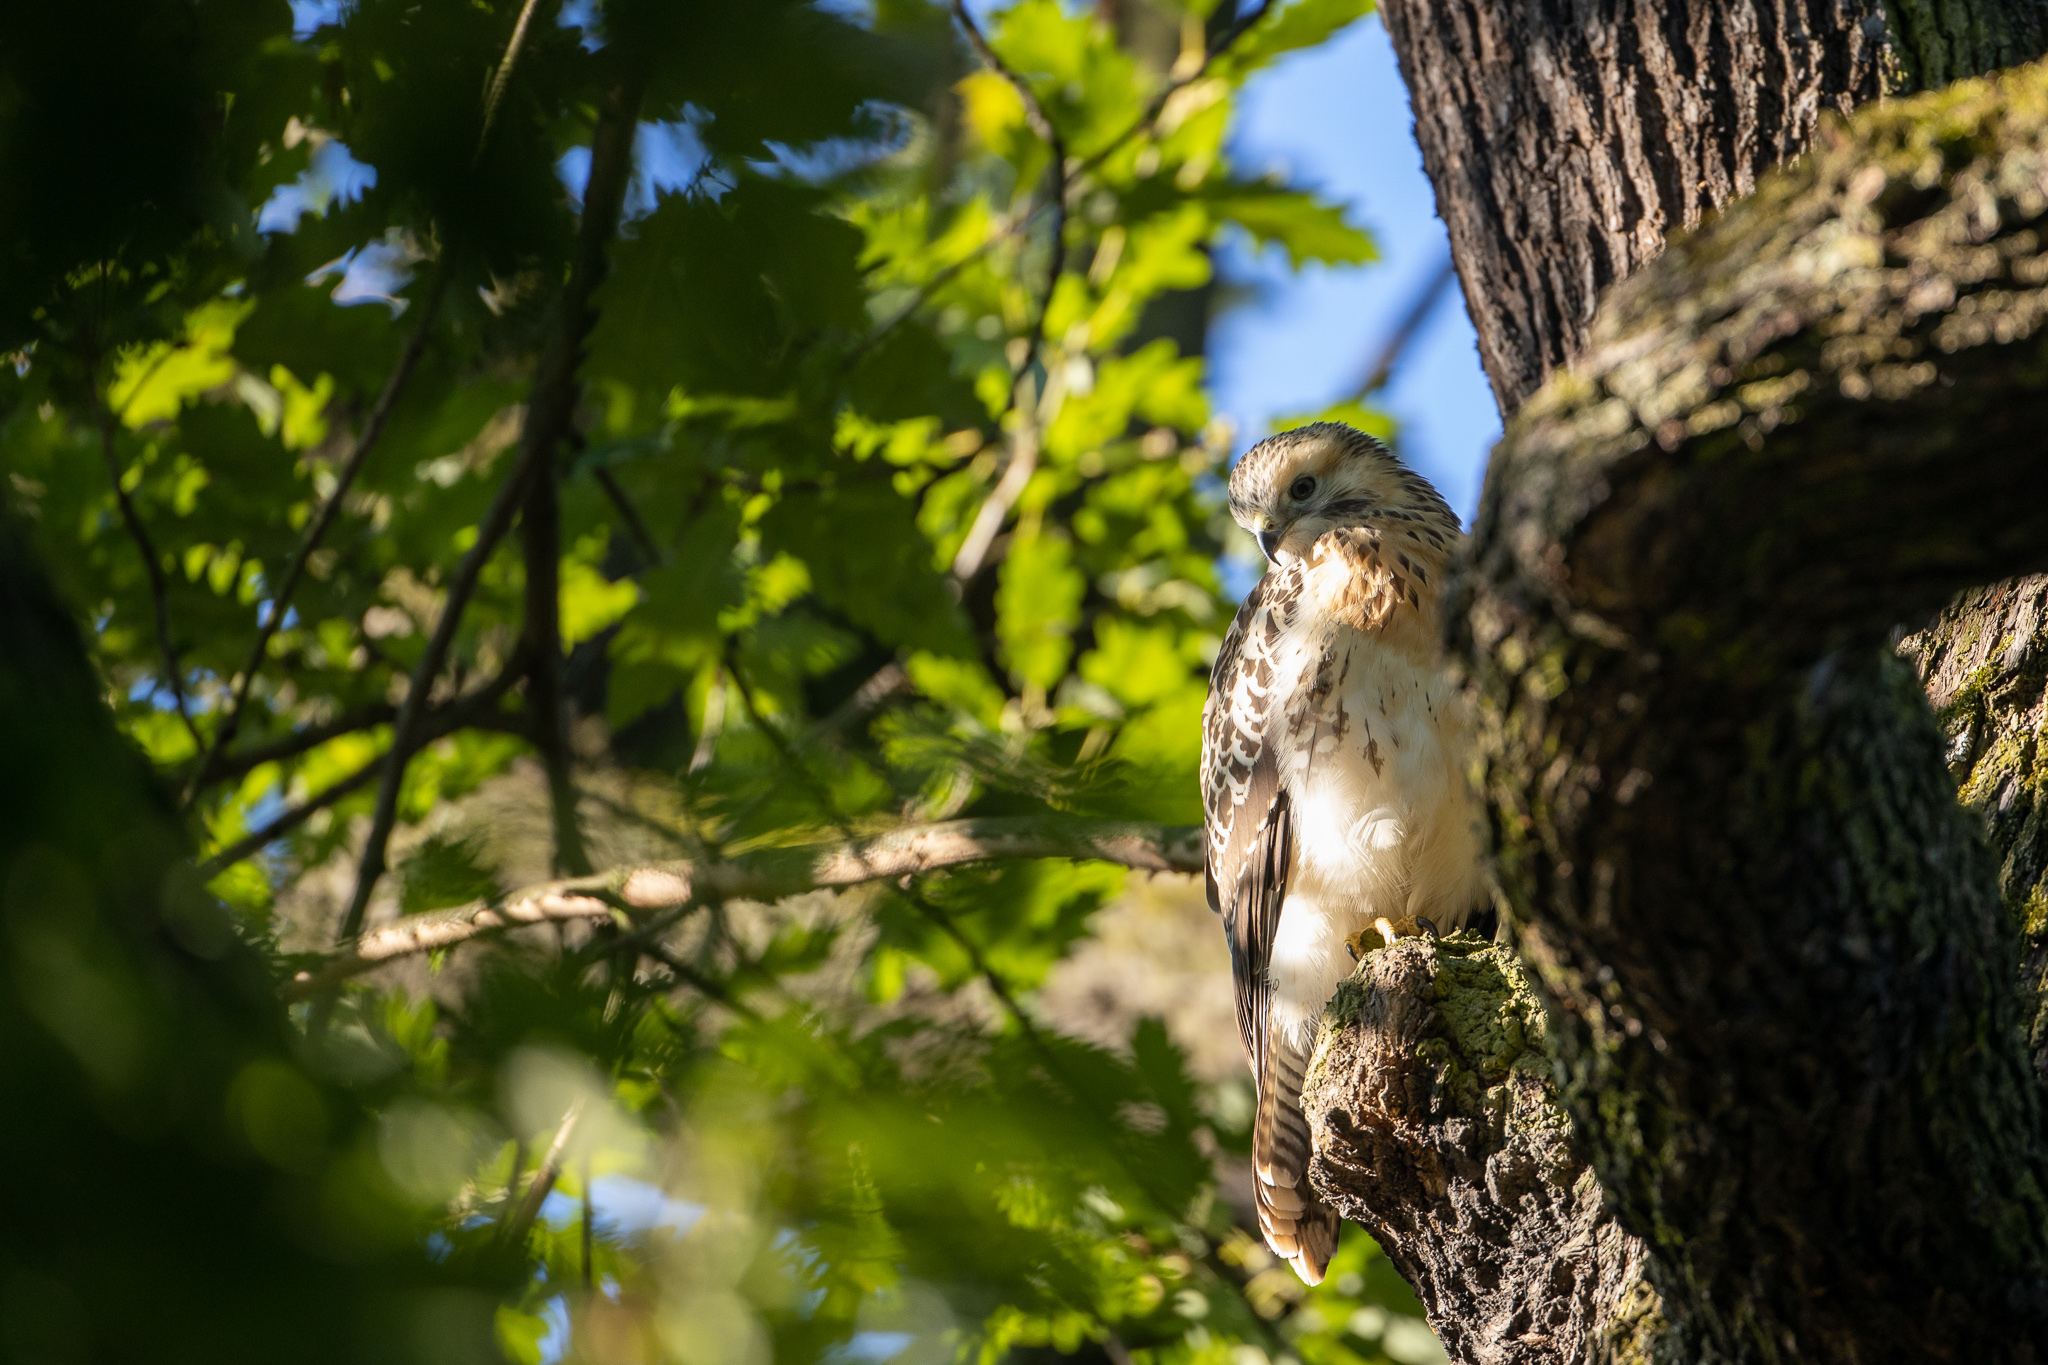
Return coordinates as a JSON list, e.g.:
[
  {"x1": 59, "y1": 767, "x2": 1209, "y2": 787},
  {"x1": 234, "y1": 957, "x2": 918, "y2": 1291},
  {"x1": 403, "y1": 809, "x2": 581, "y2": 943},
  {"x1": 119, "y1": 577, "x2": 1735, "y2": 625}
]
[
  {"x1": 1210, "y1": 13, "x2": 1498, "y2": 526},
  {"x1": 306, "y1": 230, "x2": 419, "y2": 314},
  {"x1": 560, "y1": 116, "x2": 720, "y2": 220},
  {"x1": 536, "y1": 1294, "x2": 572, "y2": 1365},
  {"x1": 257, "y1": 139, "x2": 378, "y2": 236},
  {"x1": 289, "y1": 0, "x2": 349, "y2": 39},
  {"x1": 536, "y1": 1174, "x2": 706, "y2": 1237},
  {"x1": 823, "y1": 1331, "x2": 915, "y2": 1365},
  {"x1": 557, "y1": 0, "x2": 602, "y2": 52},
  {"x1": 752, "y1": 103, "x2": 915, "y2": 184}
]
